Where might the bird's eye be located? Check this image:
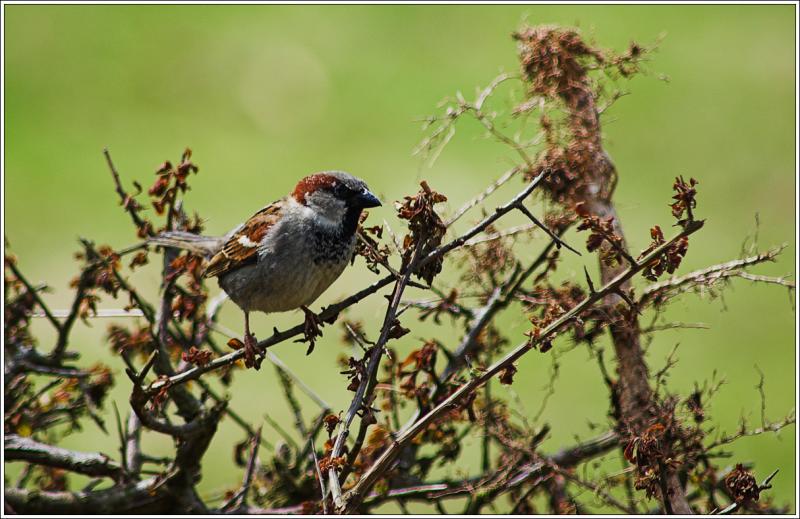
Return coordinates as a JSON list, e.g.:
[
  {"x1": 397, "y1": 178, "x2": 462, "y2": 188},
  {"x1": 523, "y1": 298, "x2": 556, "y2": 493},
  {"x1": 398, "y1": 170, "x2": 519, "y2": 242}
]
[{"x1": 333, "y1": 183, "x2": 351, "y2": 199}]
